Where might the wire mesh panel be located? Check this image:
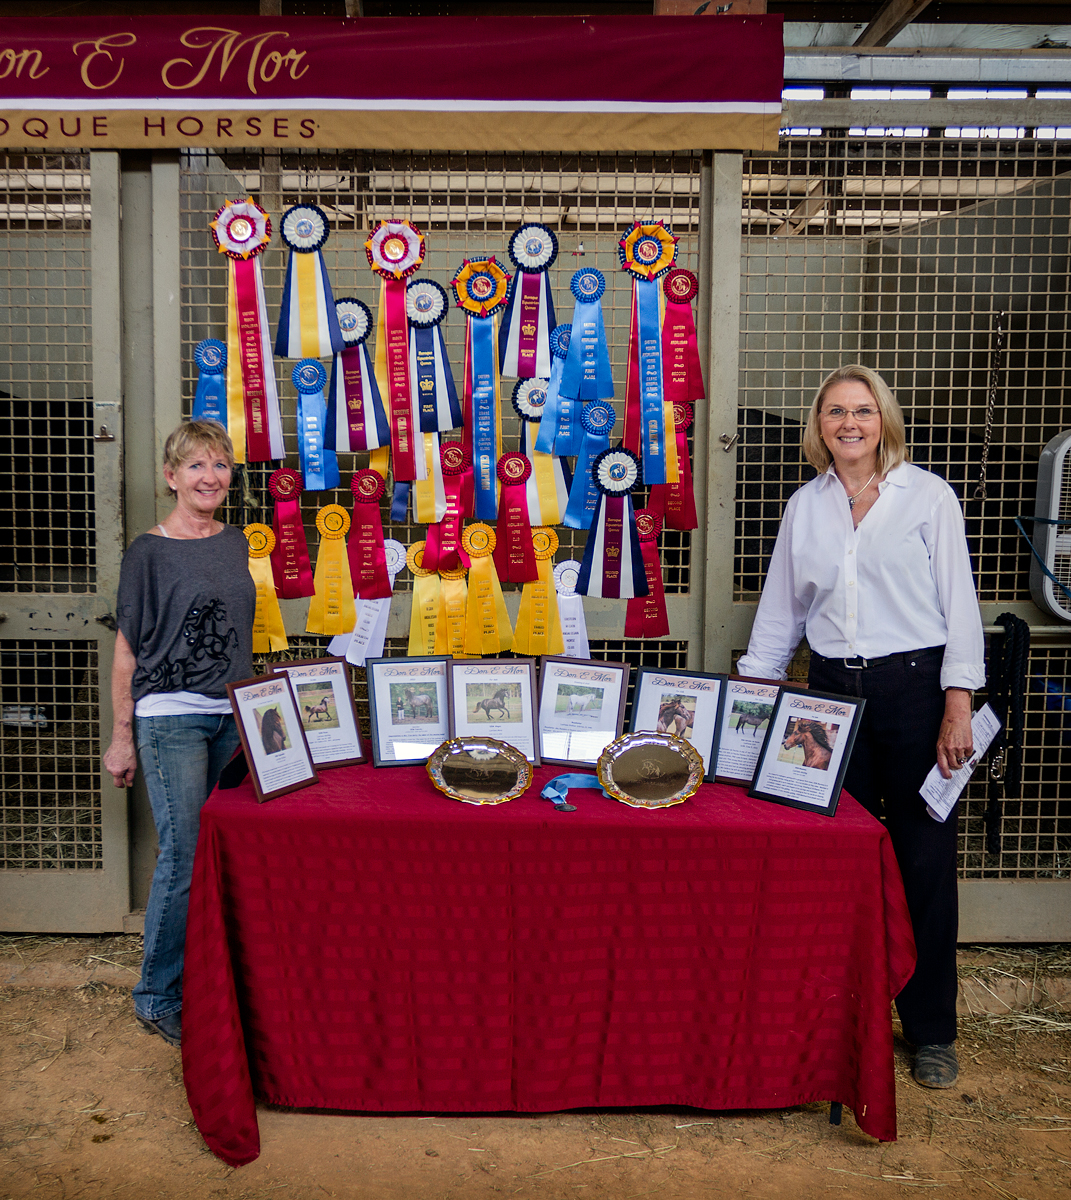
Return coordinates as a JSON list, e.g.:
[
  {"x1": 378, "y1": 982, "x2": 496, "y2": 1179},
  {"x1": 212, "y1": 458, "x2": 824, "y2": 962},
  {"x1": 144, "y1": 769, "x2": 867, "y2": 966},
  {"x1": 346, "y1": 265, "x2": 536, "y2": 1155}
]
[
  {"x1": 0, "y1": 152, "x2": 94, "y2": 593},
  {"x1": 179, "y1": 148, "x2": 700, "y2": 601}
]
